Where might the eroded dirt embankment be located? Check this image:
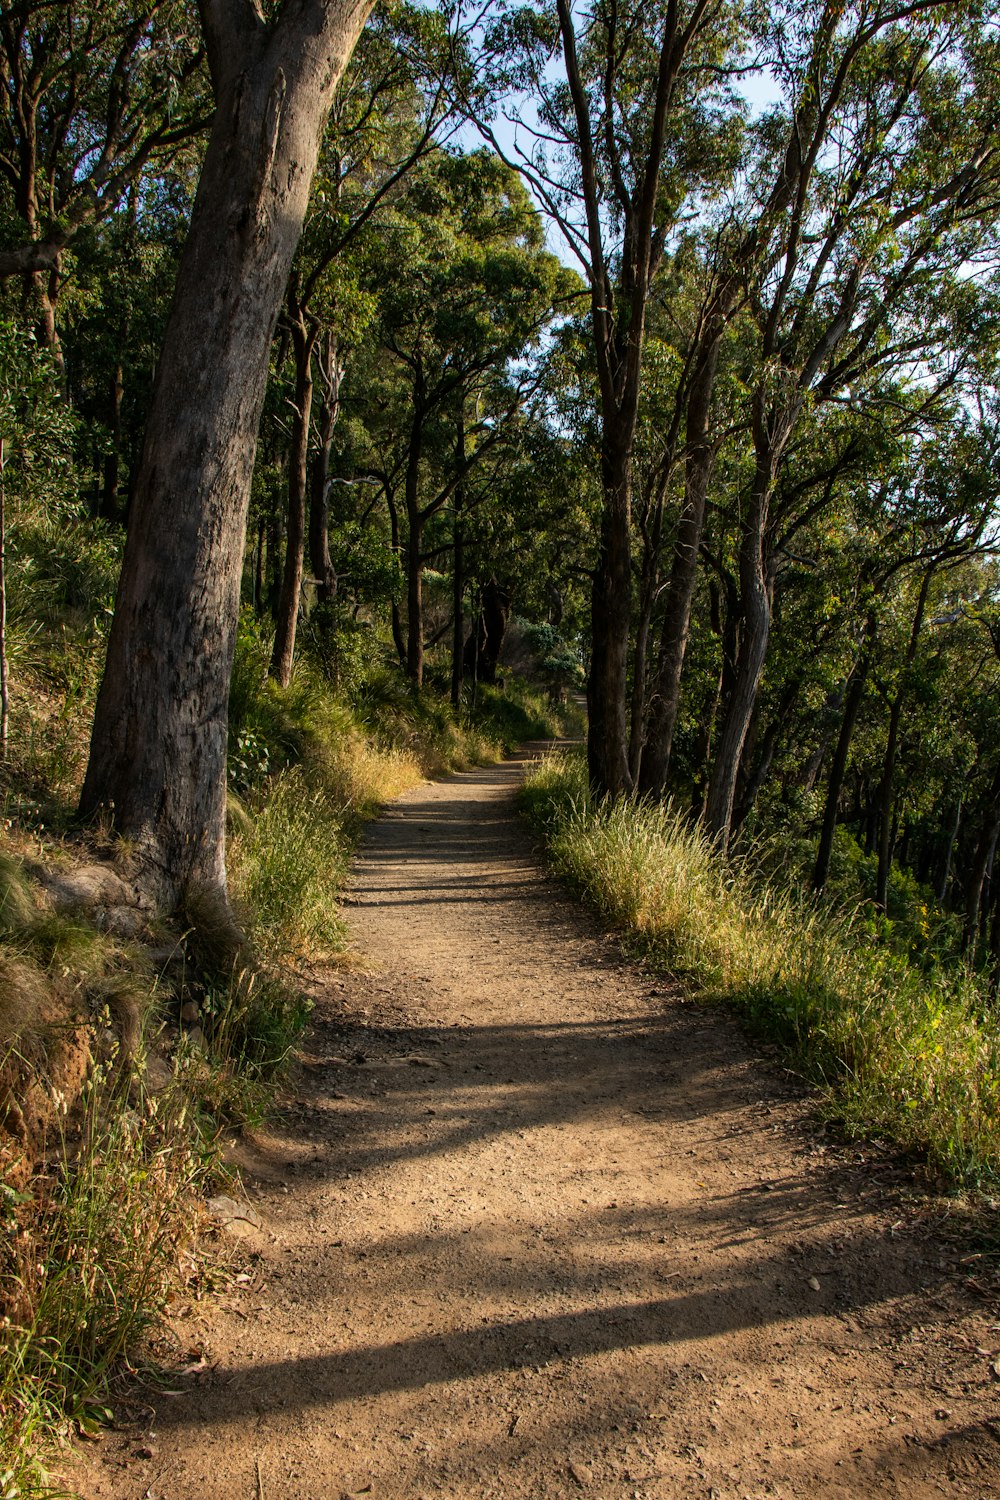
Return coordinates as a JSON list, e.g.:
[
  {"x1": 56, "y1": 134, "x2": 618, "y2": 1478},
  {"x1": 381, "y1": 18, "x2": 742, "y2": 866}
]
[{"x1": 71, "y1": 751, "x2": 999, "y2": 1499}]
